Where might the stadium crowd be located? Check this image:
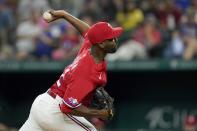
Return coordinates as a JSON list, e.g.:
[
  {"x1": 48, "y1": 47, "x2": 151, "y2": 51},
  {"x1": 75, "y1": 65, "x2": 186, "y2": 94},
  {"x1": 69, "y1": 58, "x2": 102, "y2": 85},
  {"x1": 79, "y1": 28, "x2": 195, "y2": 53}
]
[{"x1": 0, "y1": 0, "x2": 197, "y2": 61}]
